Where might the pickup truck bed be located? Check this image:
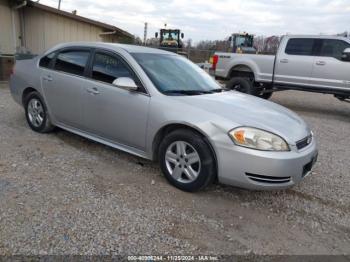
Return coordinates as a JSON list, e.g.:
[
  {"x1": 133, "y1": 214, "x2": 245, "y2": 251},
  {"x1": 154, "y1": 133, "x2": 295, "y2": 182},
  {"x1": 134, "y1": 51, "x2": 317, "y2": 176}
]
[{"x1": 215, "y1": 53, "x2": 275, "y2": 83}]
